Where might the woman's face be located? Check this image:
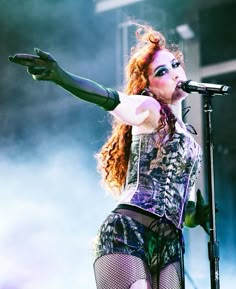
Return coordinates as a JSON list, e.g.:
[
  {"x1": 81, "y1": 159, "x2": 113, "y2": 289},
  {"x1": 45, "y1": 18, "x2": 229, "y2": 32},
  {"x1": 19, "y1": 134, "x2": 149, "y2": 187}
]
[{"x1": 148, "y1": 49, "x2": 188, "y2": 104}]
